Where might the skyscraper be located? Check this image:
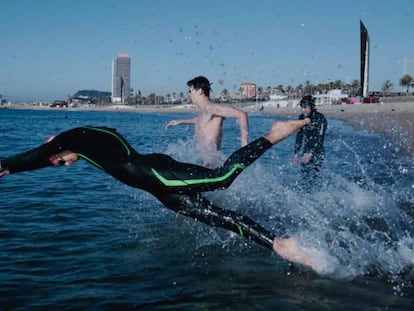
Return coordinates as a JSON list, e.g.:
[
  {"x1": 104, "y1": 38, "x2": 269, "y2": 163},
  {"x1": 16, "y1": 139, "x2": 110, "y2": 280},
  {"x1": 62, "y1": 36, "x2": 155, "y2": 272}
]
[
  {"x1": 360, "y1": 20, "x2": 370, "y2": 98},
  {"x1": 112, "y1": 51, "x2": 131, "y2": 103}
]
